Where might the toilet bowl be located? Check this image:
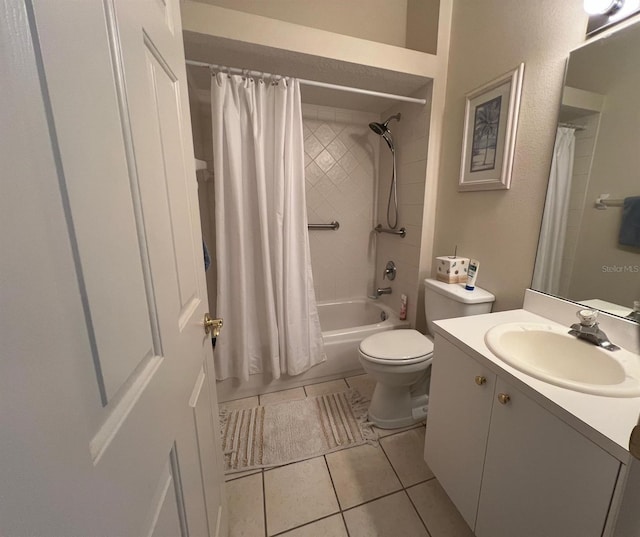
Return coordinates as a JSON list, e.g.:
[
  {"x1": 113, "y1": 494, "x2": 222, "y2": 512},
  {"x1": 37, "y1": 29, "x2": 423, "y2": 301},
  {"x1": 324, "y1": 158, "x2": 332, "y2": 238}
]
[
  {"x1": 359, "y1": 329, "x2": 434, "y2": 429},
  {"x1": 358, "y1": 278, "x2": 496, "y2": 429}
]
